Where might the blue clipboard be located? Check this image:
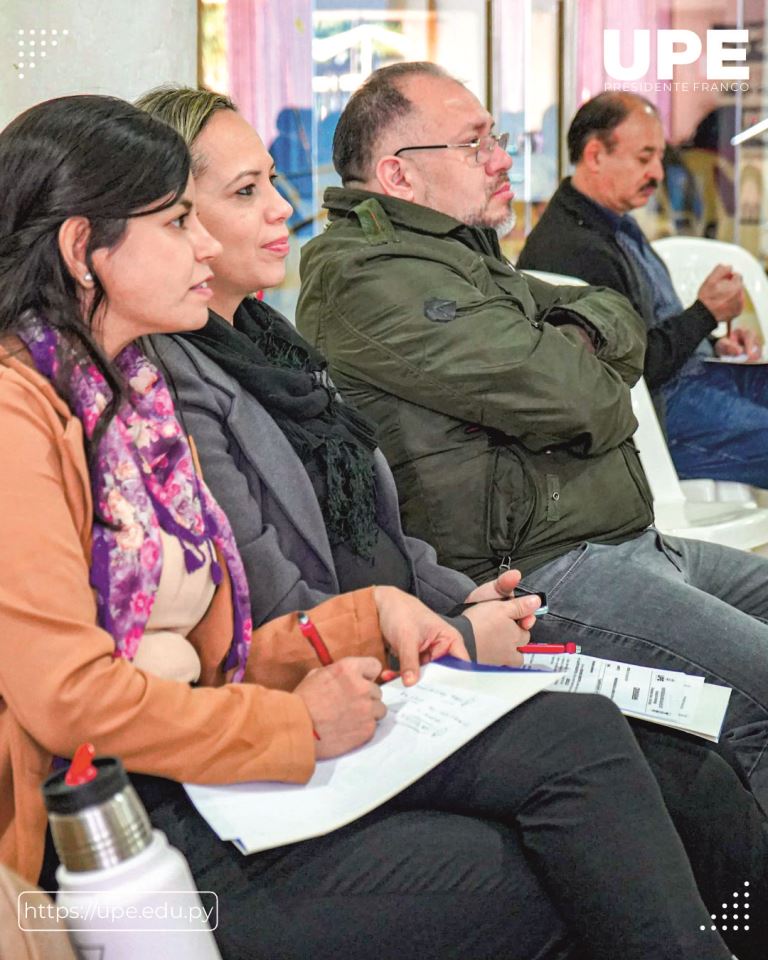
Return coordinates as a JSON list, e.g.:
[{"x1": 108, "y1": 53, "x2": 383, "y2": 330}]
[{"x1": 435, "y1": 654, "x2": 554, "y2": 674}]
